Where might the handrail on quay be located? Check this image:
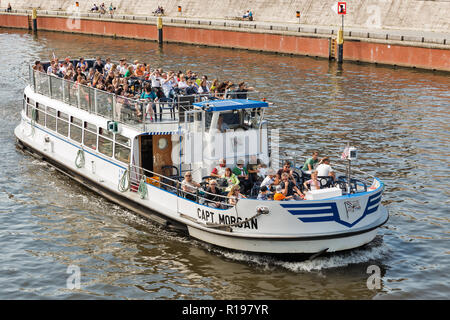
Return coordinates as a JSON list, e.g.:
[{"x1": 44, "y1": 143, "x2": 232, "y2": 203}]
[{"x1": 2, "y1": 8, "x2": 448, "y2": 46}]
